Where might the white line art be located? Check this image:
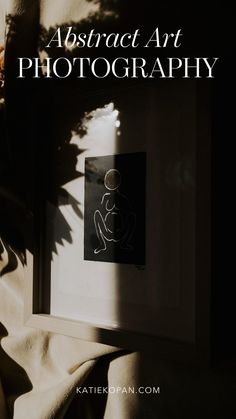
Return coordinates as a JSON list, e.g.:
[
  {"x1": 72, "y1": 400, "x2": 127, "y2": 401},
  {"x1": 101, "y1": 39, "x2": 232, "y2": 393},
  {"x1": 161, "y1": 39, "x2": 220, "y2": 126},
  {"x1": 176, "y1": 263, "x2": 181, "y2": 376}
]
[{"x1": 94, "y1": 169, "x2": 136, "y2": 255}]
